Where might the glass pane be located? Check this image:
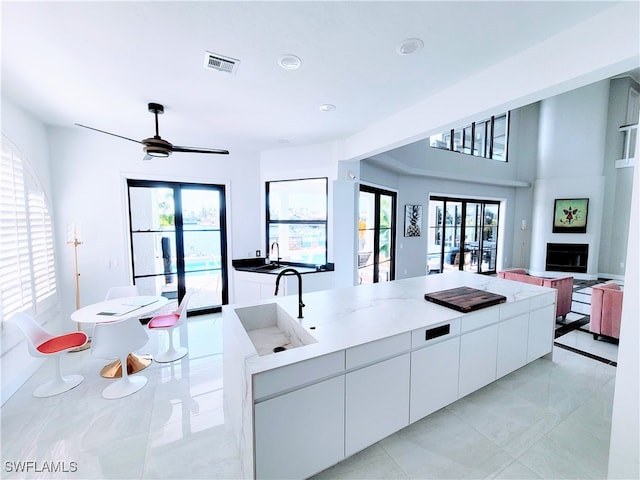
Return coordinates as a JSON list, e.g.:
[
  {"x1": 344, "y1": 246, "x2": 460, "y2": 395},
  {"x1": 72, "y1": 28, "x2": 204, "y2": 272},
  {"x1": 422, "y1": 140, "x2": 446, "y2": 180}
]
[
  {"x1": 492, "y1": 114, "x2": 507, "y2": 161},
  {"x1": 429, "y1": 133, "x2": 449, "y2": 150},
  {"x1": 453, "y1": 128, "x2": 464, "y2": 153},
  {"x1": 181, "y1": 188, "x2": 225, "y2": 308},
  {"x1": 186, "y1": 270, "x2": 221, "y2": 309},
  {"x1": 182, "y1": 189, "x2": 221, "y2": 229},
  {"x1": 129, "y1": 187, "x2": 174, "y2": 231},
  {"x1": 463, "y1": 203, "x2": 481, "y2": 272},
  {"x1": 474, "y1": 121, "x2": 488, "y2": 157},
  {"x1": 131, "y1": 232, "x2": 175, "y2": 277},
  {"x1": 481, "y1": 204, "x2": 499, "y2": 272},
  {"x1": 427, "y1": 200, "x2": 443, "y2": 274},
  {"x1": 463, "y1": 126, "x2": 472, "y2": 154},
  {"x1": 358, "y1": 191, "x2": 375, "y2": 254},
  {"x1": 443, "y1": 202, "x2": 462, "y2": 272},
  {"x1": 183, "y1": 231, "x2": 221, "y2": 271},
  {"x1": 378, "y1": 228, "x2": 392, "y2": 282},
  {"x1": 380, "y1": 195, "x2": 393, "y2": 228},
  {"x1": 268, "y1": 178, "x2": 327, "y2": 221},
  {"x1": 268, "y1": 224, "x2": 326, "y2": 265}
]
